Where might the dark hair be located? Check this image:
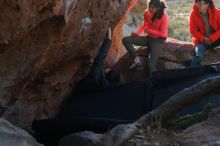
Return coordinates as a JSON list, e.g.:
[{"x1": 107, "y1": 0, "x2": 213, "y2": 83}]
[
  {"x1": 149, "y1": 0, "x2": 167, "y2": 21},
  {"x1": 197, "y1": 0, "x2": 214, "y2": 8}
]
